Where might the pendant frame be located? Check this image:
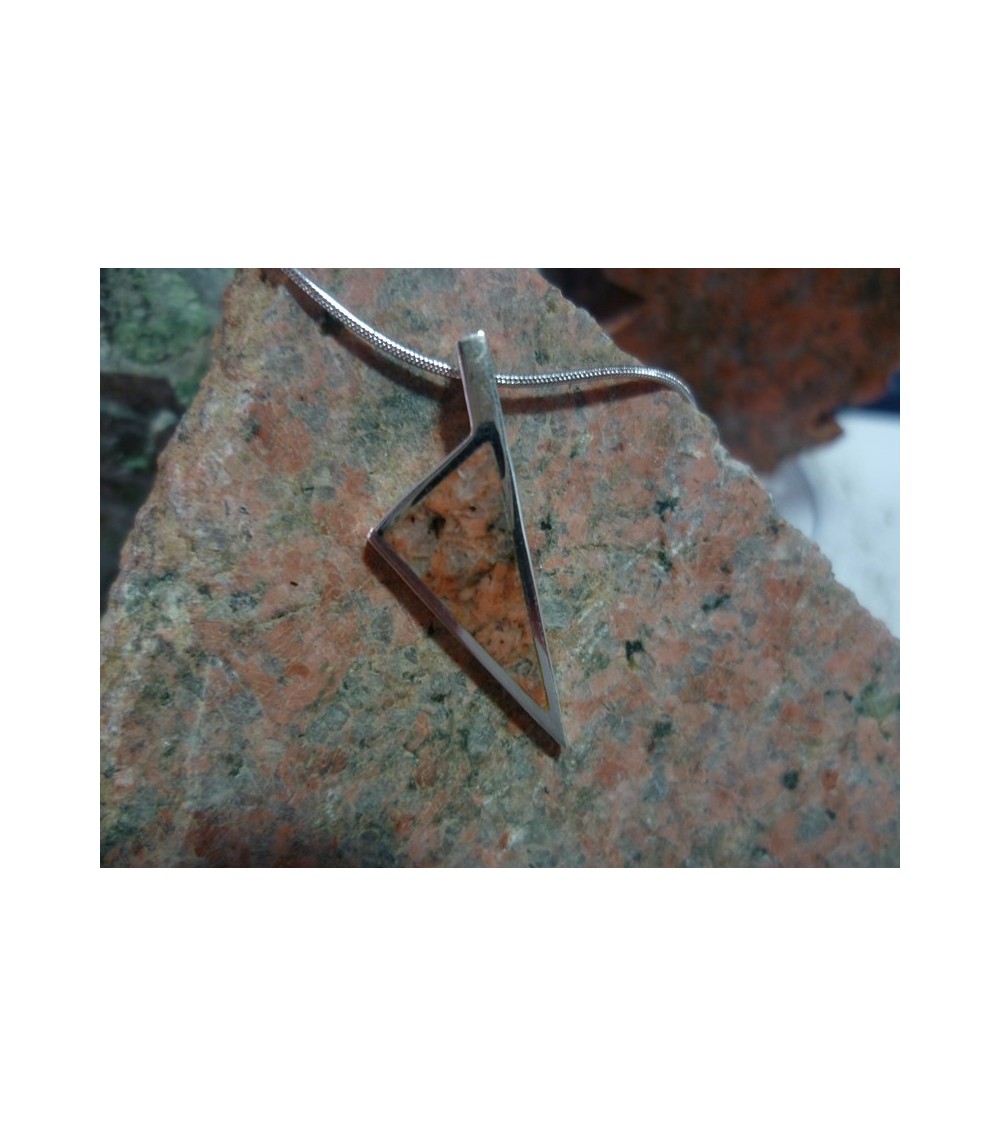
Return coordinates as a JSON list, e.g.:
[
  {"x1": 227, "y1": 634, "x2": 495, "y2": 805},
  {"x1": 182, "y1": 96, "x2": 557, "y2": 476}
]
[{"x1": 368, "y1": 332, "x2": 566, "y2": 748}]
